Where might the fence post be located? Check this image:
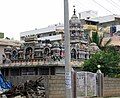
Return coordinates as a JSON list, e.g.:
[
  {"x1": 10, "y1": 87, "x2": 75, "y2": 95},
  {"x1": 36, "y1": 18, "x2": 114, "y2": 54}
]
[
  {"x1": 96, "y1": 69, "x2": 104, "y2": 97},
  {"x1": 45, "y1": 75, "x2": 49, "y2": 98},
  {"x1": 72, "y1": 71, "x2": 76, "y2": 98}
]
